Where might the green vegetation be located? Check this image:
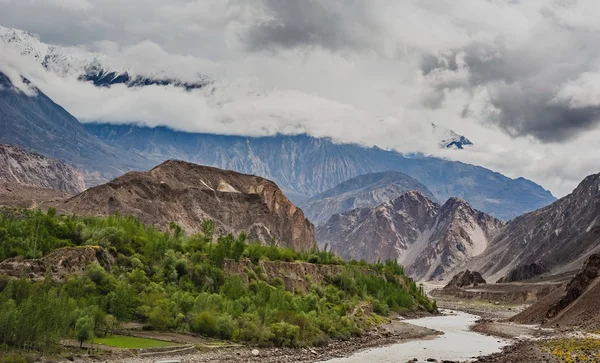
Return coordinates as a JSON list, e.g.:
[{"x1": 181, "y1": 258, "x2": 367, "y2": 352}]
[
  {"x1": 0, "y1": 208, "x2": 436, "y2": 352},
  {"x1": 94, "y1": 335, "x2": 177, "y2": 349}
]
